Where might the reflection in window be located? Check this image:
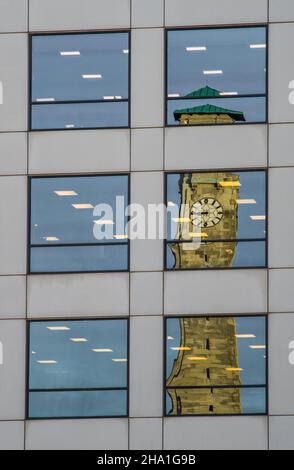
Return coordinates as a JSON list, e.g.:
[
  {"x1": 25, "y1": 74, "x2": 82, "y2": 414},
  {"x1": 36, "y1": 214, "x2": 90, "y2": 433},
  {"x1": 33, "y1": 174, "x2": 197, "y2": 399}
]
[
  {"x1": 167, "y1": 27, "x2": 267, "y2": 126},
  {"x1": 31, "y1": 32, "x2": 129, "y2": 130},
  {"x1": 166, "y1": 170, "x2": 267, "y2": 269},
  {"x1": 29, "y1": 175, "x2": 129, "y2": 273},
  {"x1": 28, "y1": 319, "x2": 128, "y2": 418},
  {"x1": 165, "y1": 316, "x2": 267, "y2": 416}
]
